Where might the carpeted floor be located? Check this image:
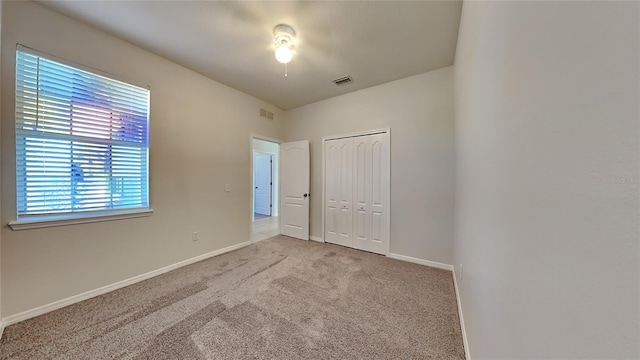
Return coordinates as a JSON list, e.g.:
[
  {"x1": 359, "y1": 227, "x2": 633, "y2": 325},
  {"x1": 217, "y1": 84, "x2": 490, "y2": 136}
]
[{"x1": 0, "y1": 236, "x2": 465, "y2": 359}]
